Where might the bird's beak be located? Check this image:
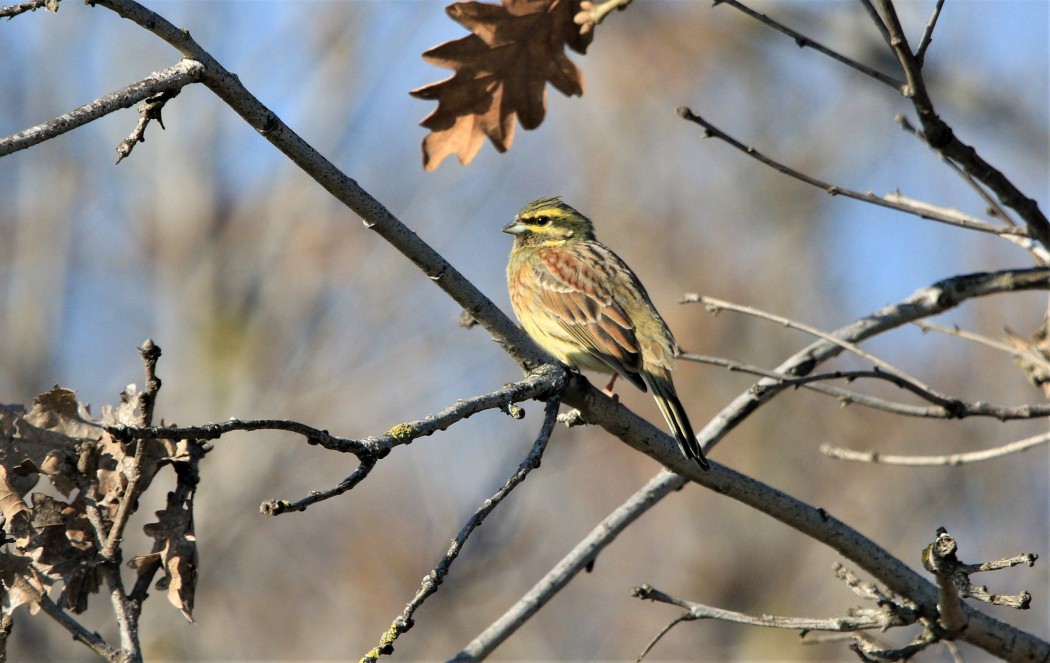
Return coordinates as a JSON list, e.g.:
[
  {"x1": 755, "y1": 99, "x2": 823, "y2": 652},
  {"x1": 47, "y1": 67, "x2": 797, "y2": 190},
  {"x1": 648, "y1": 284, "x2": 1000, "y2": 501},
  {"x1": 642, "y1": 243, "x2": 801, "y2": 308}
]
[{"x1": 502, "y1": 220, "x2": 526, "y2": 235}]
